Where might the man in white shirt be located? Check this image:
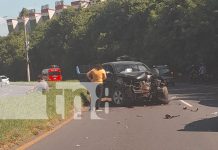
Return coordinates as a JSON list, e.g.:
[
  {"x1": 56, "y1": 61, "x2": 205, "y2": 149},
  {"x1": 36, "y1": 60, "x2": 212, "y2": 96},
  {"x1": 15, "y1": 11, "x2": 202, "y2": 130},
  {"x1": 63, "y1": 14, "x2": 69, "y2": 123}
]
[{"x1": 28, "y1": 75, "x2": 49, "y2": 94}]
